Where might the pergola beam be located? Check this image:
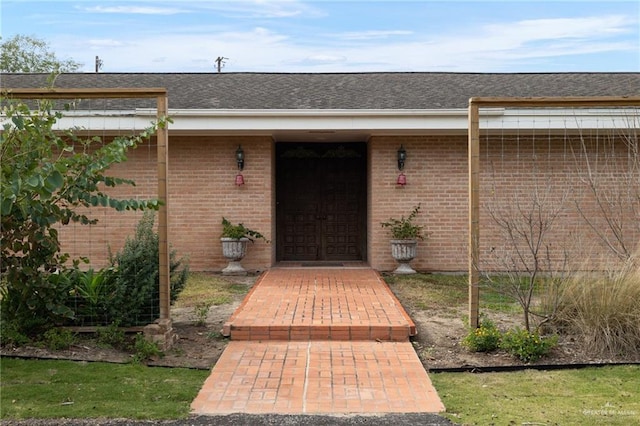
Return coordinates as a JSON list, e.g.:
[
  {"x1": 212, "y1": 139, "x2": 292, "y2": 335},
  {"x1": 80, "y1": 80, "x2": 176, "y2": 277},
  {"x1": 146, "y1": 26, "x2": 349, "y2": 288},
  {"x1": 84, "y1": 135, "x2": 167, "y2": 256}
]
[
  {"x1": 2, "y1": 88, "x2": 167, "y2": 99},
  {"x1": 469, "y1": 95, "x2": 640, "y2": 108}
]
